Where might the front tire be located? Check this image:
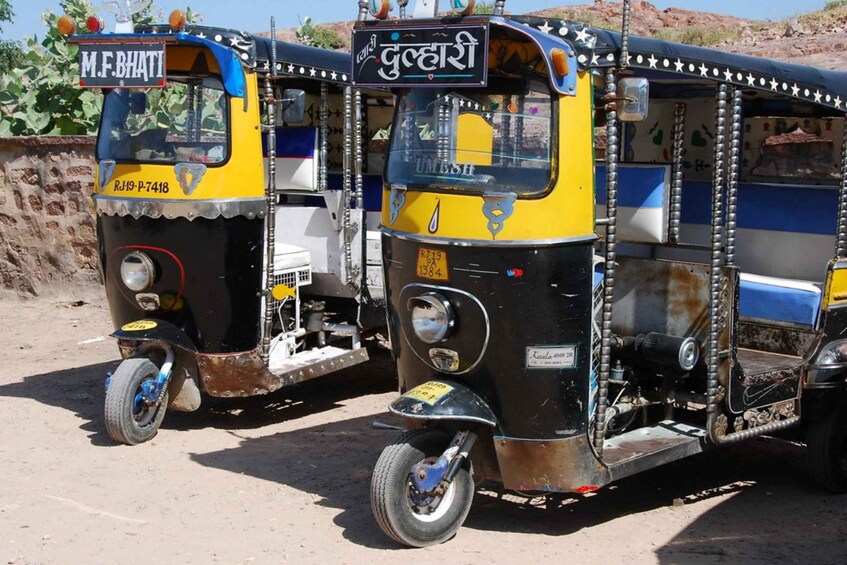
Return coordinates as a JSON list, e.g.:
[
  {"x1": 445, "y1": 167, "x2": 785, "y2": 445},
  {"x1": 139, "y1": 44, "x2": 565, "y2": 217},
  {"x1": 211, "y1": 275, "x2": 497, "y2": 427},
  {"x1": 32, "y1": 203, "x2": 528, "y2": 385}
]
[
  {"x1": 371, "y1": 429, "x2": 474, "y2": 547},
  {"x1": 105, "y1": 358, "x2": 169, "y2": 445},
  {"x1": 806, "y1": 397, "x2": 847, "y2": 492}
]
